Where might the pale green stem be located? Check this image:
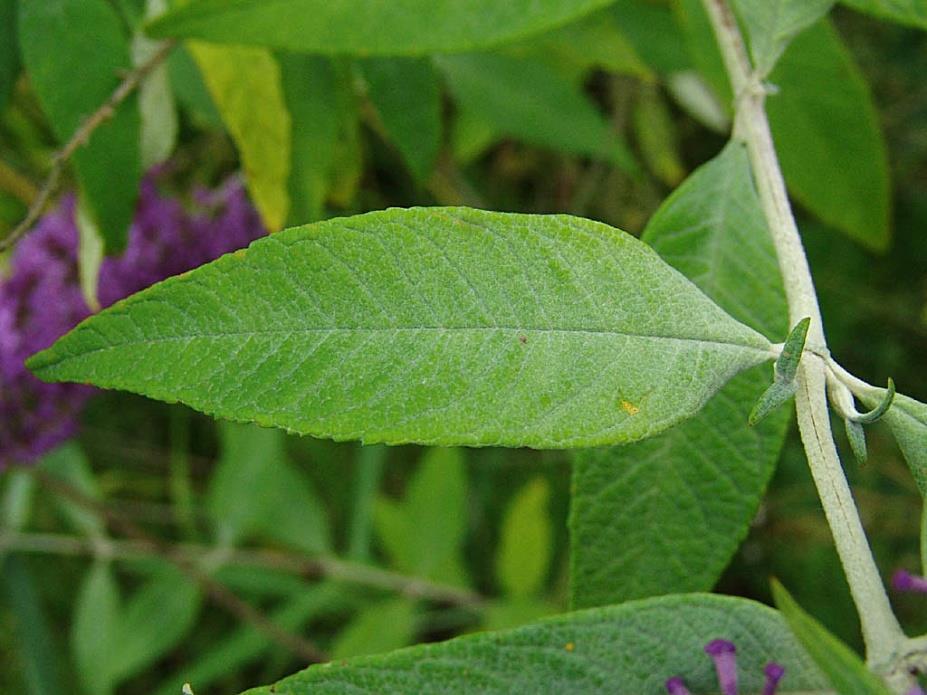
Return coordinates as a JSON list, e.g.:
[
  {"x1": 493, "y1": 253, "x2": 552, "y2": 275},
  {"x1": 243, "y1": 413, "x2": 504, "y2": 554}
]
[{"x1": 699, "y1": 0, "x2": 907, "y2": 680}]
